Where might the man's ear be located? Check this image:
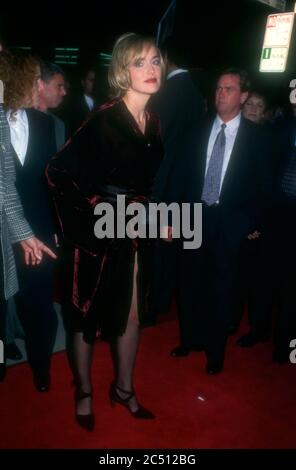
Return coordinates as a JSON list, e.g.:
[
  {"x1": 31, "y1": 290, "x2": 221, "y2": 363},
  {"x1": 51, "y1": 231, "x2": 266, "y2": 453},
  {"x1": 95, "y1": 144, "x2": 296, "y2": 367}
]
[{"x1": 38, "y1": 79, "x2": 45, "y2": 93}]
